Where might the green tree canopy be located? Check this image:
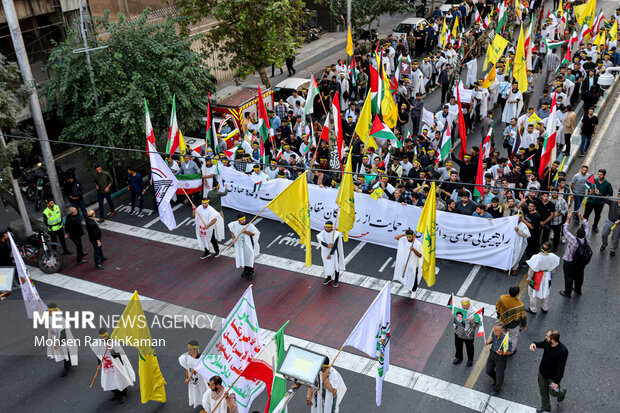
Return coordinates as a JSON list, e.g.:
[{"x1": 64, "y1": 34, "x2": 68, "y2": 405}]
[
  {"x1": 325, "y1": 0, "x2": 414, "y2": 34},
  {"x1": 43, "y1": 9, "x2": 216, "y2": 167},
  {"x1": 175, "y1": 0, "x2": 312, "y2": 87}
]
